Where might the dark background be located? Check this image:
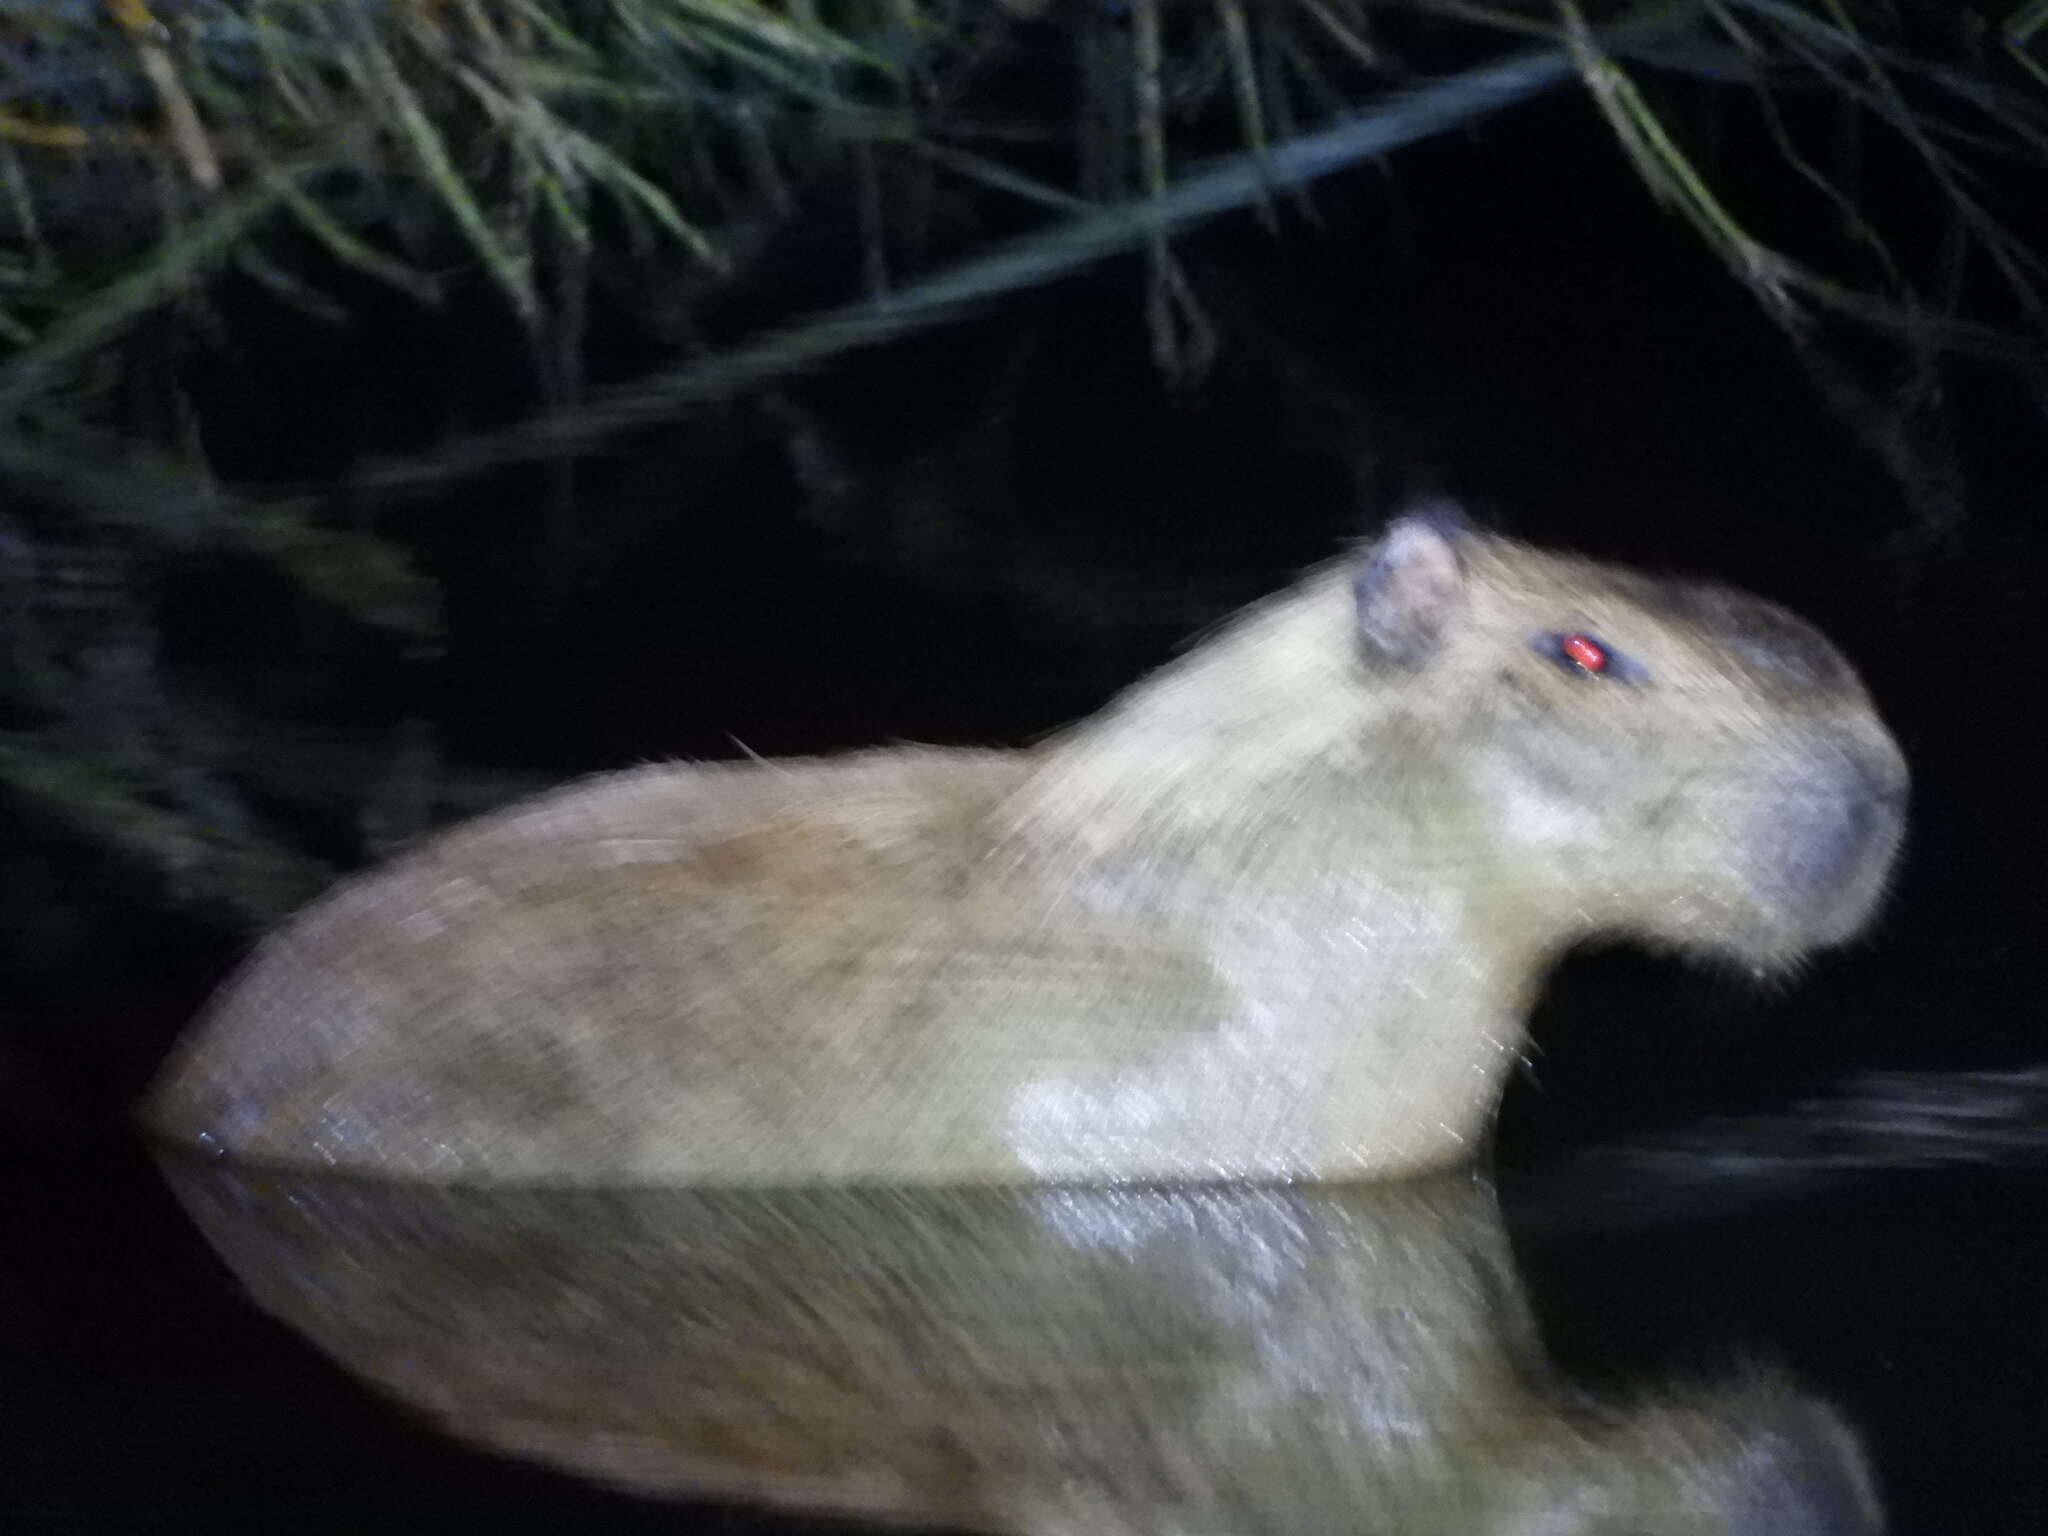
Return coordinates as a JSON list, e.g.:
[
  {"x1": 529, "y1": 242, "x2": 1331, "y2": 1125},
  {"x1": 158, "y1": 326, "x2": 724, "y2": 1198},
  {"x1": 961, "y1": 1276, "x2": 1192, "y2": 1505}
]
[{"x1": 5, "y1": 45, "x2": 2044, "y2": 1536}]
